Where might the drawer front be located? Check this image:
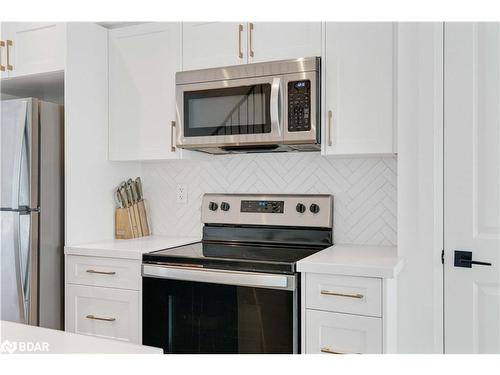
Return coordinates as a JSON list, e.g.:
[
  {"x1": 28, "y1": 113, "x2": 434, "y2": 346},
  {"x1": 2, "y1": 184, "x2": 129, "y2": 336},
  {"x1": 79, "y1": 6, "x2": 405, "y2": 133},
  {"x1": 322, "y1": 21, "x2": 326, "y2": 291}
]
[
  {"x1": 66, "y1": 255, "x2": 140, "y2": 290},
  {"x1": 305, "y1": 309, "x2": 382, "y2": 354},
  {"x1": 306, "y1": 273, "x2": 382, "y2": 317},
  {"x1": 66, "y1": 284, "x2": 140, "y2": 344}
]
